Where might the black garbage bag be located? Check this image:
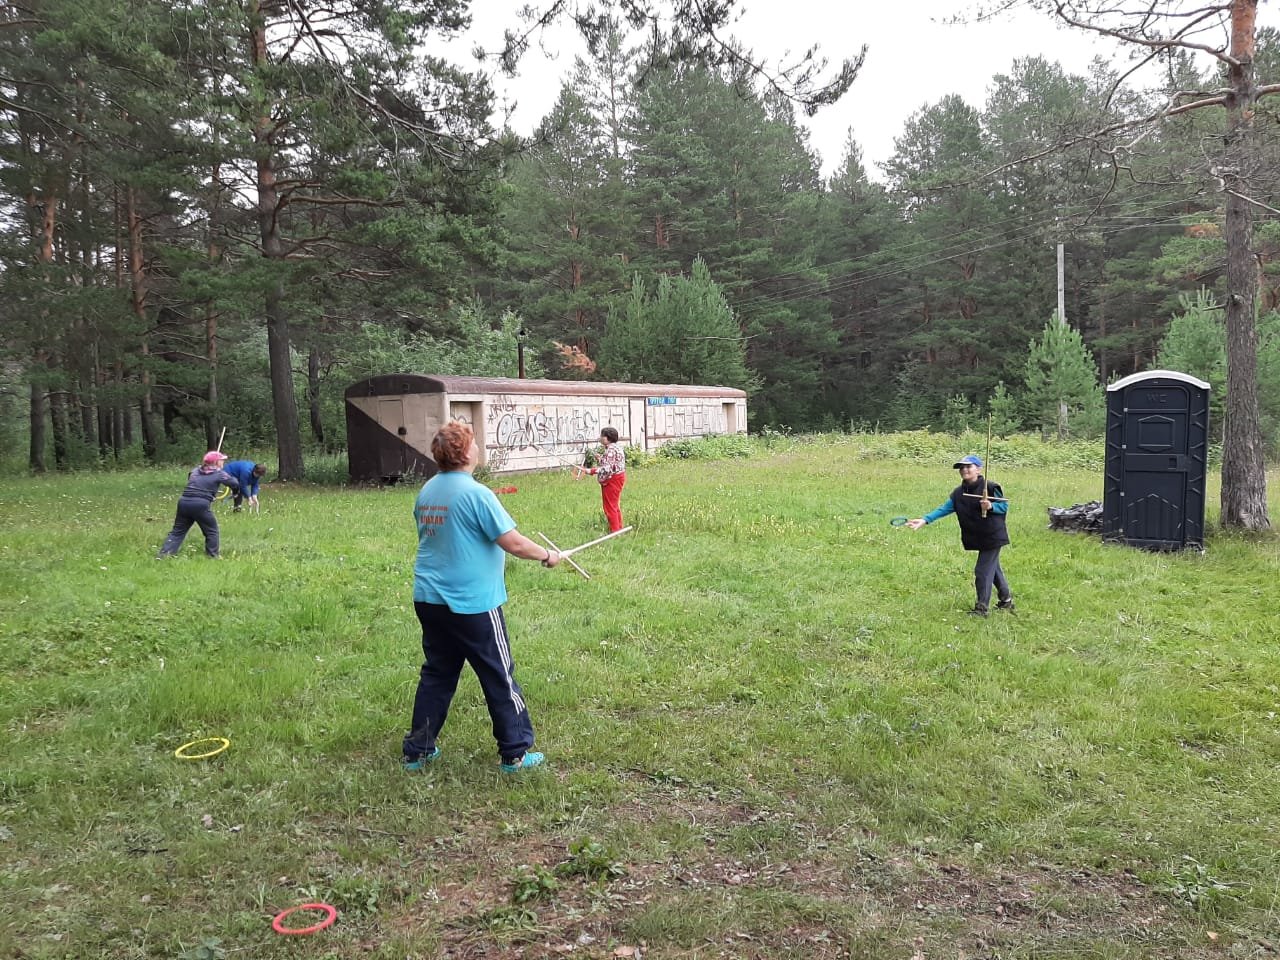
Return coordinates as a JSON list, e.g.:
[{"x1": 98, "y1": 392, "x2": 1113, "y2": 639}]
[{"x1": 1047, "y1": 500, "x2": 1103, "y2": 534}]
